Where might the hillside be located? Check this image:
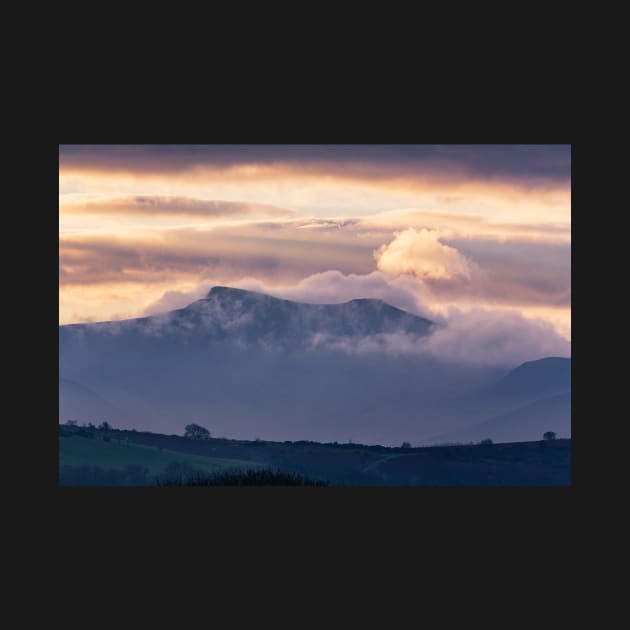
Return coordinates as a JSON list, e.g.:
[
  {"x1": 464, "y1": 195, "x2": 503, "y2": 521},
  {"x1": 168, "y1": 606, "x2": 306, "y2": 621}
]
[
  {"x1": 58, "y1": 425, "x2": 571, "y2": 486},
  {"x1": 59, "y1": 427, "x2": 262, "y2": 485}
]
